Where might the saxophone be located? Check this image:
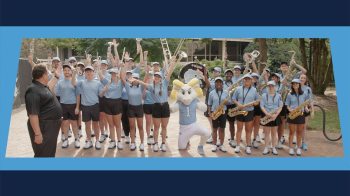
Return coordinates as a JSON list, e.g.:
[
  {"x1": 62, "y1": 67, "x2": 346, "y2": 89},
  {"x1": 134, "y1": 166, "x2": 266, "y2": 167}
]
[
  {"x1": 227, "y1": 100, "x2": 260, "y2": 117},
  {"x1": 288, "y1": 99, "x2": 311, "y2": 120},
  {"x1": 210, "y1": 83, "x2": 239, "y2": 120},
  {"x1": 260, "y1": 109, "x2": 280, "y2": 125},
  {"x1": 210, "y1": 98, "x2": 229, "y2": 120}
]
